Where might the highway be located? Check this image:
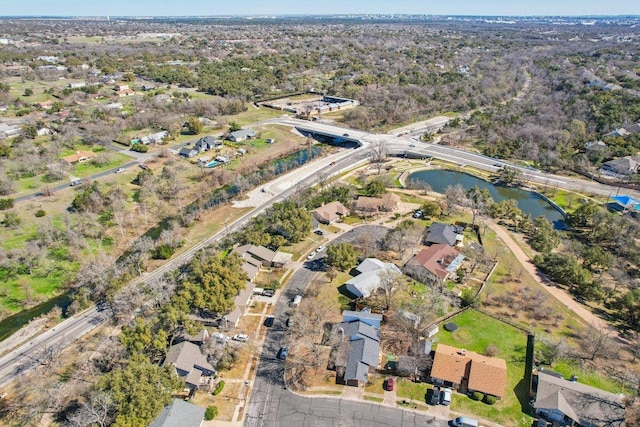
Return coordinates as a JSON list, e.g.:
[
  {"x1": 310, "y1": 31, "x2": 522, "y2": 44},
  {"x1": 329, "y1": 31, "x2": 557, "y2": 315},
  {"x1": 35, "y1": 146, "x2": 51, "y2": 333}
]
[{"x1": 0, "y1": 114, "x2": 635, "y2": 388}]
